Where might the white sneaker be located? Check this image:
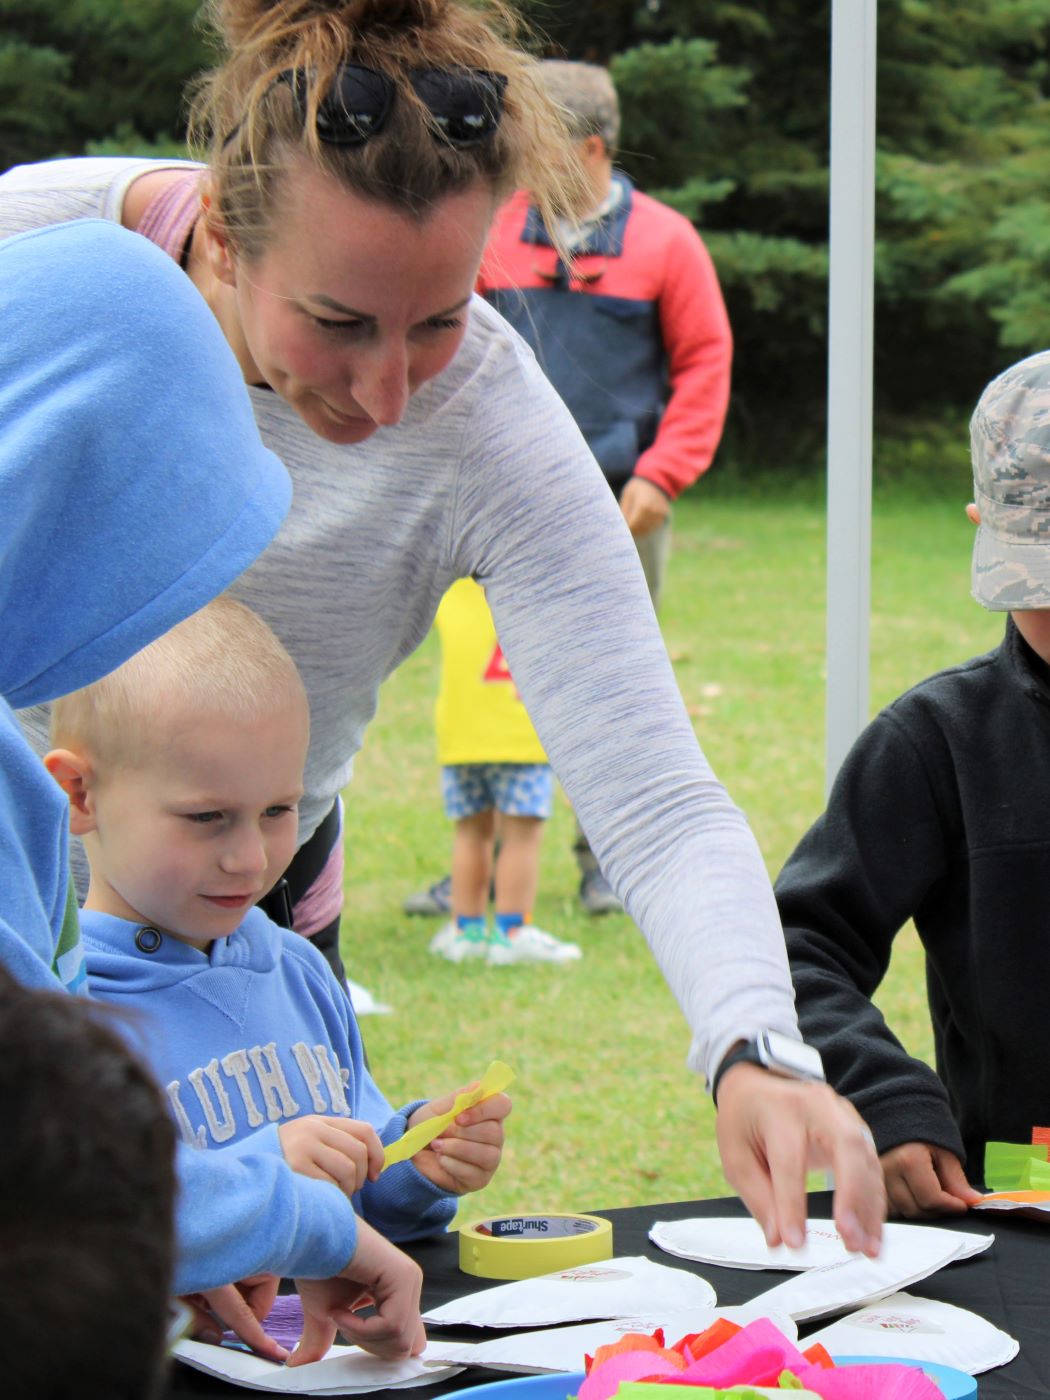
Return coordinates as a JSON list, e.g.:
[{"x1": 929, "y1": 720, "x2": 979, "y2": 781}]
[
  {"x1": 487, "y1": 924, "x2": 582, "y2": 966},
  {"x1": 428, "y1": 921, "x2": 489, "y2": 963}
]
